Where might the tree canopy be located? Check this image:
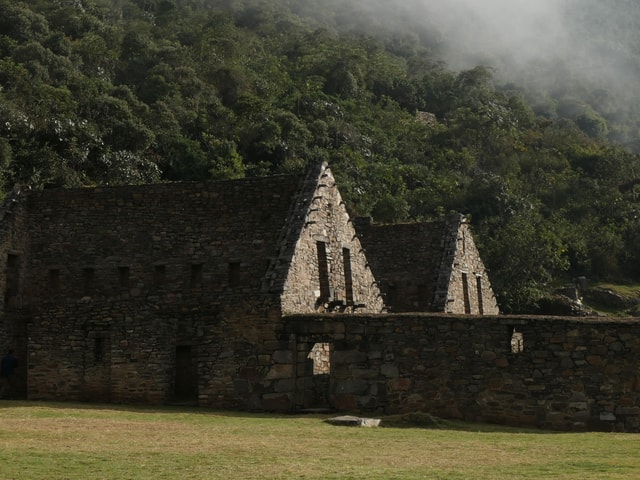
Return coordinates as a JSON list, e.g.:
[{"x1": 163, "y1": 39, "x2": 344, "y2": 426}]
[{"x1": 2, "y1": 0, "x2": 640, "y2": 312}]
